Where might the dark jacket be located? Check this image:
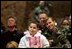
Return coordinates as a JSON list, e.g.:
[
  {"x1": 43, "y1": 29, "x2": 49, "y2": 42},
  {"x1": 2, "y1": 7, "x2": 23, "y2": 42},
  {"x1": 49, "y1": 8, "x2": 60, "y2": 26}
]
[
  {"x1": 42, "y1": 27, "x2": 62, "y2": 47},
  {"x1": 0, "y1": 29, "x2": 23, "y2": 48}
]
